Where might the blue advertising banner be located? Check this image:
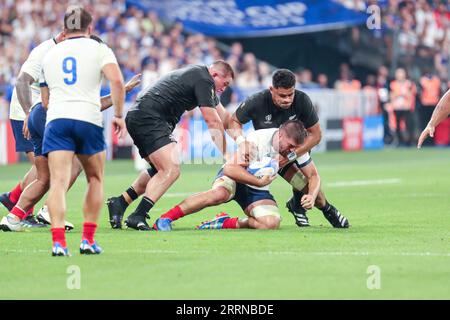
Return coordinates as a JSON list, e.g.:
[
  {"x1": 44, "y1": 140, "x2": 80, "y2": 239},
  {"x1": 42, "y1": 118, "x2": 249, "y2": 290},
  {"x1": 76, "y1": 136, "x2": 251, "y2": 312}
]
[
  {"x1": 363, "y1": 115, "x2": 384, "y2": 150},
  {"x1": 126, "y1": 0, "x2": 368, "y2": 37}
]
